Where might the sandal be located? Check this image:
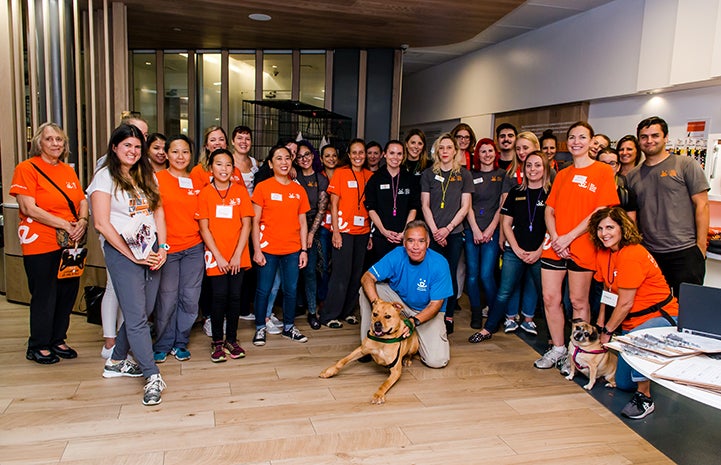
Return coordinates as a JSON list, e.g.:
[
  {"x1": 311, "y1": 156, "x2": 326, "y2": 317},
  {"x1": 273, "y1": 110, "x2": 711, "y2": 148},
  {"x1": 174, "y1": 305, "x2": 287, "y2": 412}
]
[
  {"x1": 345, "y1": 315, "x2": 359, "y2": 325},
  {"x1": 468, "y1": 331, "x2": 492, "y2": 344}
]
